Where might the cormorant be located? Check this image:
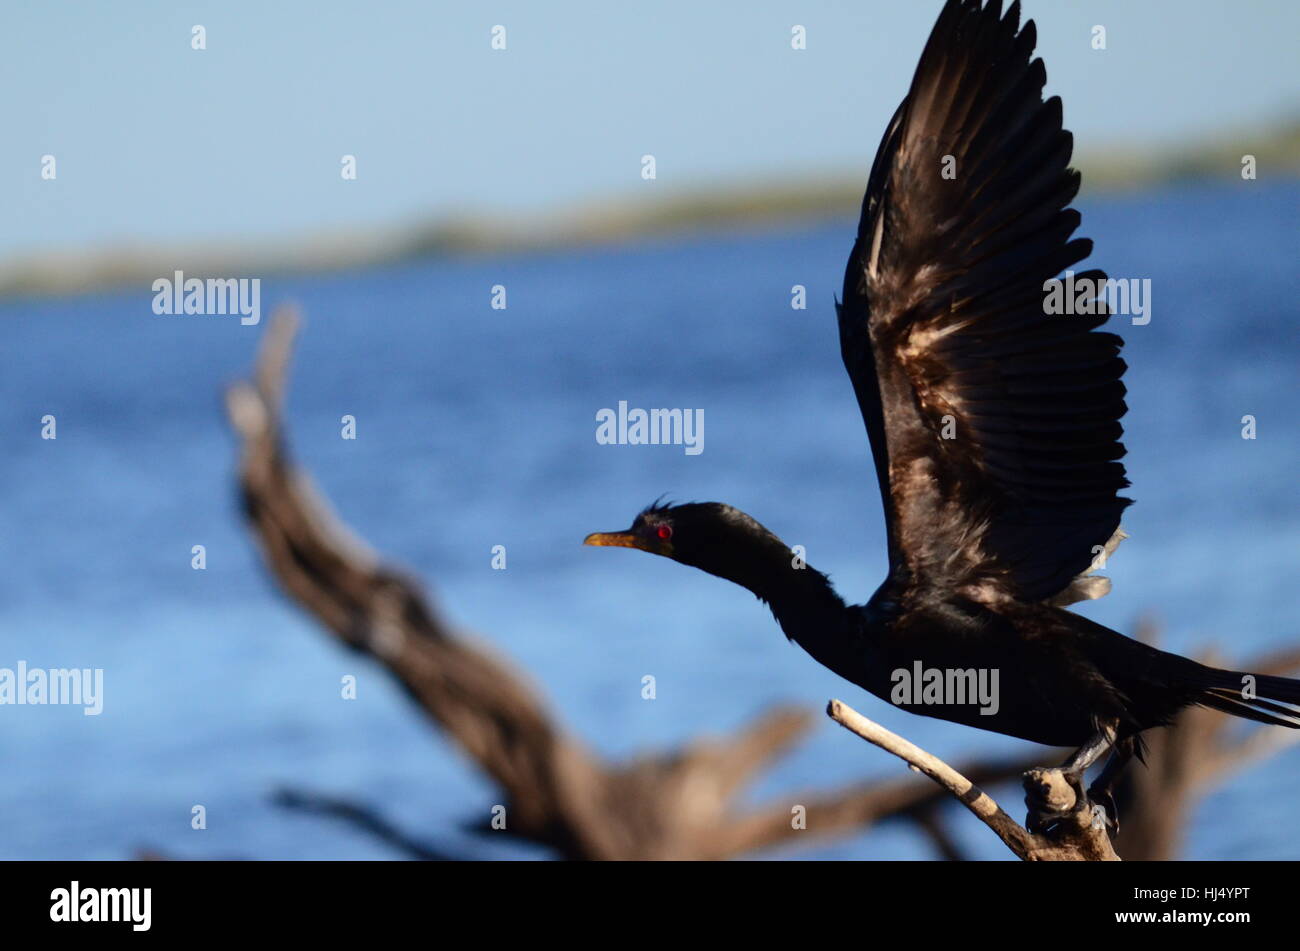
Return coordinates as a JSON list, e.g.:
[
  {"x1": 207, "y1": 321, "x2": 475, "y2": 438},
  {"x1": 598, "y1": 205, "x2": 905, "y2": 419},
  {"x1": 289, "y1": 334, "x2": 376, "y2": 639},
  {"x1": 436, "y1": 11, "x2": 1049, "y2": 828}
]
[{"x1": 585, "y1": 0, "x2": 1300, "y2": 831}]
